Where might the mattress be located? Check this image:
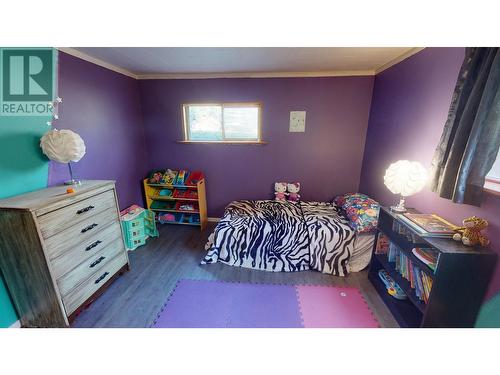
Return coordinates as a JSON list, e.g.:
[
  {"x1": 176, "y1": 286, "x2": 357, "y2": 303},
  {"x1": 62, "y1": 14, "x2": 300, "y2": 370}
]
[{"x1": 348, "y1": 232, "x2": 375, "y2": 272}]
